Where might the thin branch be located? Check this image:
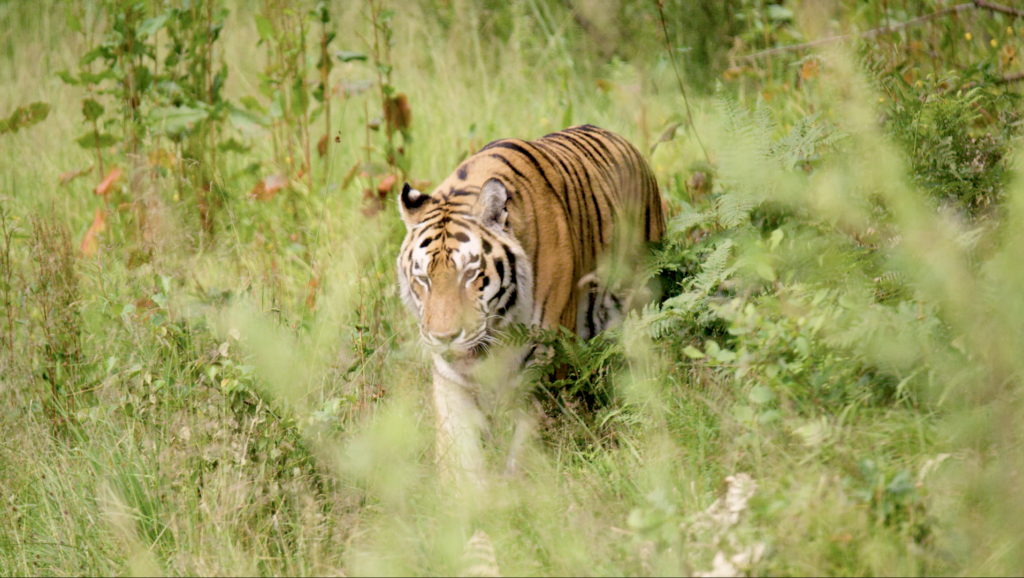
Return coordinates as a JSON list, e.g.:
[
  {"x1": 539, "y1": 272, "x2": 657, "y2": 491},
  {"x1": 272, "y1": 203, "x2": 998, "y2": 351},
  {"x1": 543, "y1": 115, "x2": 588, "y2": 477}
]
[
  {"x1": 974, "y1": 0, "x2": 1024, "y2": 18},
  {"x1": 995, "y1": 70, "x2": 1024, "y2": 84},
  {"x1": 957, "y1": 69, "x2": 1024, "y2": 92},
  {"x1": 739, "y1": 3, "x2": 976, "y2": 62},
  {"x1": 654, "y1": 0, "x2": 710, "y2": 165}
]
